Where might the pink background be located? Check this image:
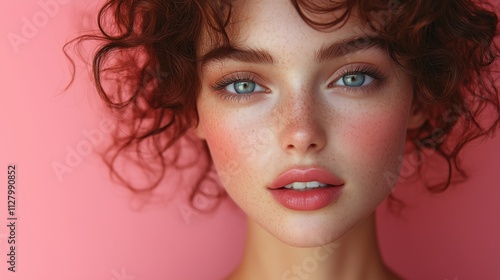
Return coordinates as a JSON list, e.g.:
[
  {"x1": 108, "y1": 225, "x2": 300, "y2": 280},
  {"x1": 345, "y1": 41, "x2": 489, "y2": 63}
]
[{"x1": 0, "y1": 1, "x2": 499, "y2": 279}]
